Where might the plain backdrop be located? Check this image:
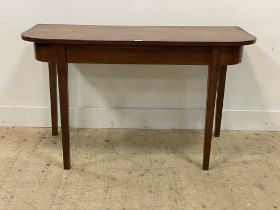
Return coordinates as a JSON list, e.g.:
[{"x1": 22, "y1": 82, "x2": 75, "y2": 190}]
[{"x1": 0, "y1": 0, "x2": 279, "y2": 130}]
